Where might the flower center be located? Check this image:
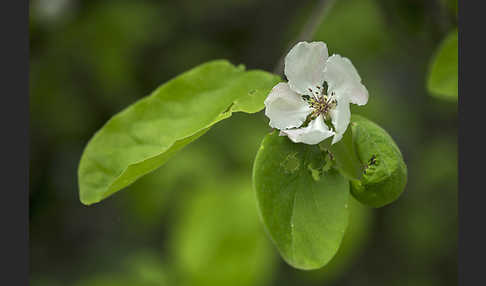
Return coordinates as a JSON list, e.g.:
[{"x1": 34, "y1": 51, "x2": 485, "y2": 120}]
[
  {"x1": 309, "y1": 95, "x2": 336, "y2": 120},
  {"x1": 309, "y1": 95, "x2": 336, "y2": 118},
  {"x1": 302, "y1": 84, "x2": 336, "y2": 120}
]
